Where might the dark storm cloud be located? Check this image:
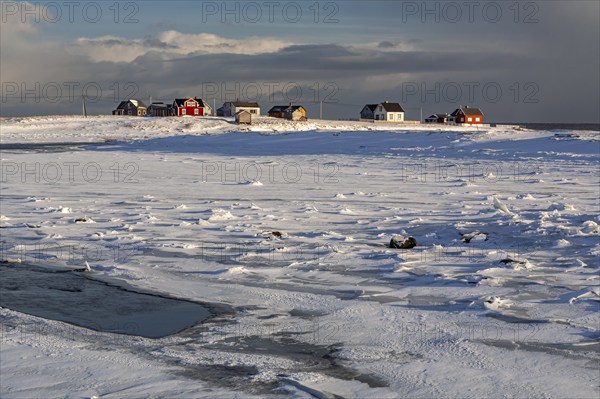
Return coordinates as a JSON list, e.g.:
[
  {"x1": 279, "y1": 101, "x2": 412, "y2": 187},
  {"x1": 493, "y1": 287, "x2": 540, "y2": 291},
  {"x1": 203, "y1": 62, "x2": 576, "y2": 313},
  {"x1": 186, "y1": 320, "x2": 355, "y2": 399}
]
[
  {"x1": 162, "y1": 44, "x2": 532, "y2": 81},
  {"x1": 377, "y1": 41, "x2": 395, "y2": 49}
]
